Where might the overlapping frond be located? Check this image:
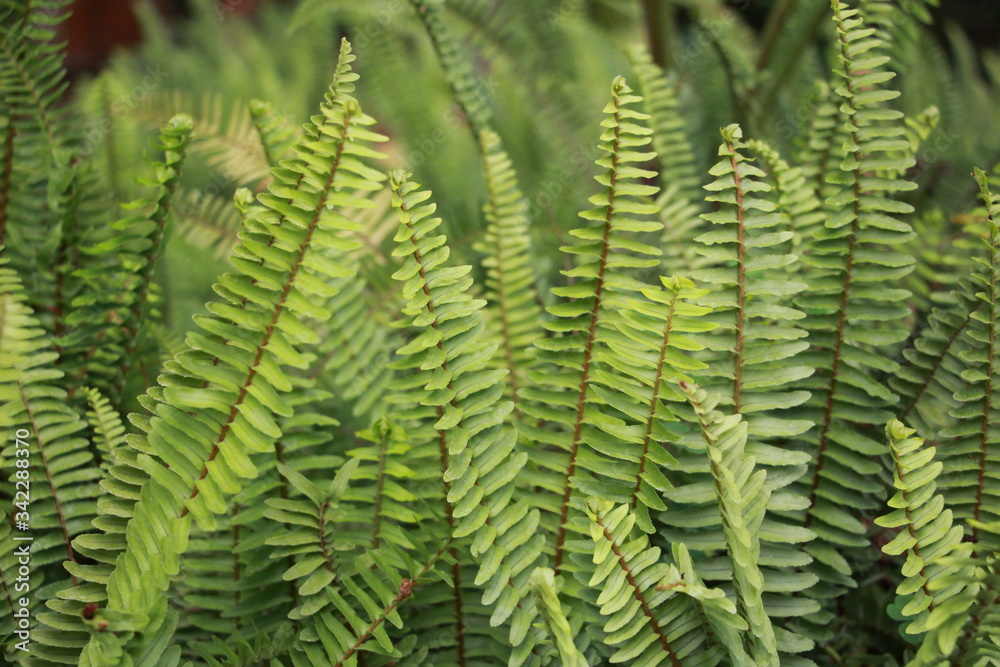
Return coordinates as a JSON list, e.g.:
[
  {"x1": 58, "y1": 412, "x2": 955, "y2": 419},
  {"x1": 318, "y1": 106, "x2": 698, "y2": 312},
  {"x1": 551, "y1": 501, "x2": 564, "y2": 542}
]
[
  {"x1": 747, "y1": 138, "x2": 824, "y2": 256},
  {"x1": 409, "y1": 0, "x2": 492, "y2": 138},
  {"x1": 876, "y1": 419, "x2": 965, "y2": 636},
  {"x1": 67, "y1": 115, "x2": 193, "y2": 406},
  {"x1": 791, "y1": 0, "x2": 918, "y2": 611},
  {"x1": 0, "y1": 258, "x2": 103, "y2": 664},
  {"x1": 626, "y1": 44, "x2": 704, "y2": 275},
  {"x1": 934, "y1": 168, "x2": 1000, "y2": 548},
  {"x1": 583, "y1": 499, "x2": 717, "y2": 666},
  {"x1": 518, "y1": 76, "x2": 662, "y2": 572},
  {"x1": 387, "y1": 171, "x2": 545, "y2": 663},
  {"x1": 76, "y1": 40, "x2": 390, "y2": 665},
  {"x1": 693, "y1": 123, "x2": 813, "y2": 435},
  {"x1": 586, "y1": 275, "x2": 712, "y2": 533},
  {"x1": 473, "y1": 129, "x2": 542, "y2": 416}
]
